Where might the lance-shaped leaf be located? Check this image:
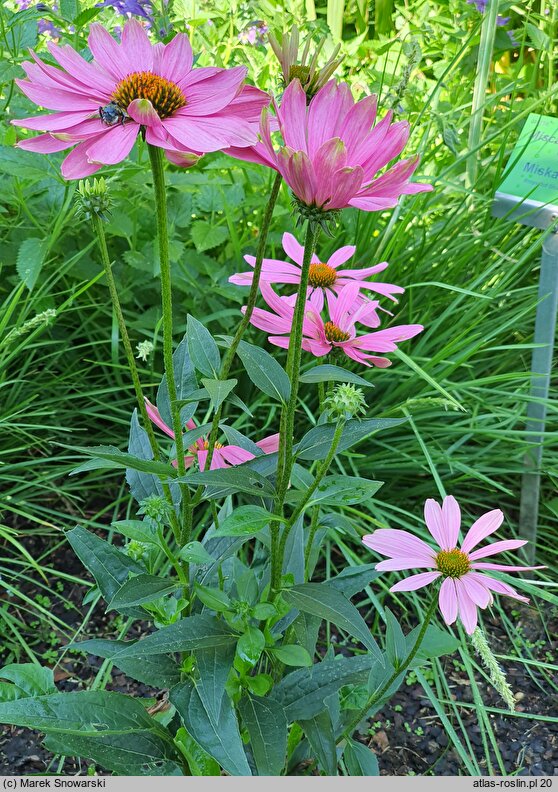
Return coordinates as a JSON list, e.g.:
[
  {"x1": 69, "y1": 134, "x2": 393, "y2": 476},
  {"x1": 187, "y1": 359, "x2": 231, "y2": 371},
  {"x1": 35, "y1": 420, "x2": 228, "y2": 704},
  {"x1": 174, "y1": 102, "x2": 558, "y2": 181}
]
[
  {"x1": 238, "y1": 696, "x2": 287, "y2": 776},
  {"x1": 282, "y1": 583, "x2": 383, "y2": 661},
  {"x1": 299, "y1": 364, "x2": 374, "y2": 387},
  {"x1": 296, "y1": 418, "x2": 406, "y2": 461},
  {"x1": 110, "y1": 614, "x2": 236, "y2": 659},
  {"x1": 187, "y1": 315, "x2": 221, "y2": 378},
  {"x1": 69, "y1": 639, "x2": 180, "y2": 689}
]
